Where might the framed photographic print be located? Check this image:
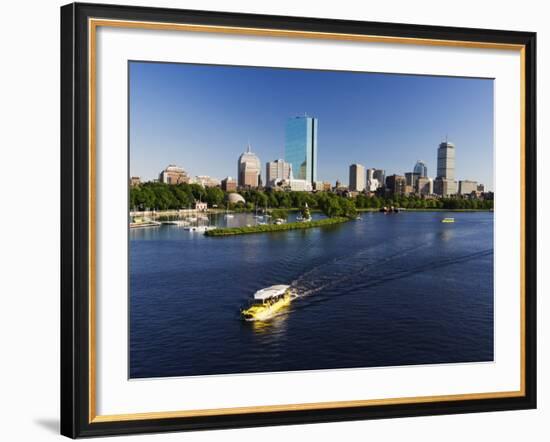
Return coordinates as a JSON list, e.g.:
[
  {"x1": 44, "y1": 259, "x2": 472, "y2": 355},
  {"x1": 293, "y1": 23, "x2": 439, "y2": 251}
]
[{"x1": 60, "y1": 2, "x2": 537, "y2": 438}]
